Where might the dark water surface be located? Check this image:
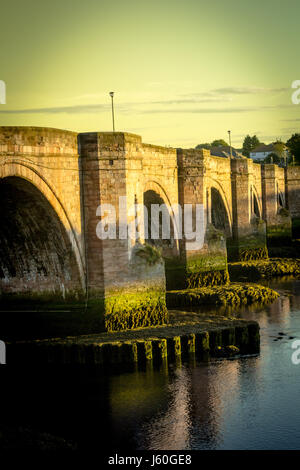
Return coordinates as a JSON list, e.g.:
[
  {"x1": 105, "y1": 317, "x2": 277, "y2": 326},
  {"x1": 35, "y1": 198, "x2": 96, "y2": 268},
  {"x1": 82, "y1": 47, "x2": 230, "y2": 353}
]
[{"x1": 3, "y1": 278, "x2": 300, "y2": 450}]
